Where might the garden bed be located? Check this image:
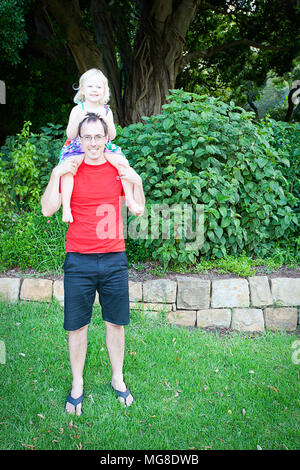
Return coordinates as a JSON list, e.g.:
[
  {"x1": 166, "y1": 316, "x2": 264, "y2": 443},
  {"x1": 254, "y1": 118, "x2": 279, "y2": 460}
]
[{"x1": 1, "y1": 262, "x2": 300, "y2": 282}]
